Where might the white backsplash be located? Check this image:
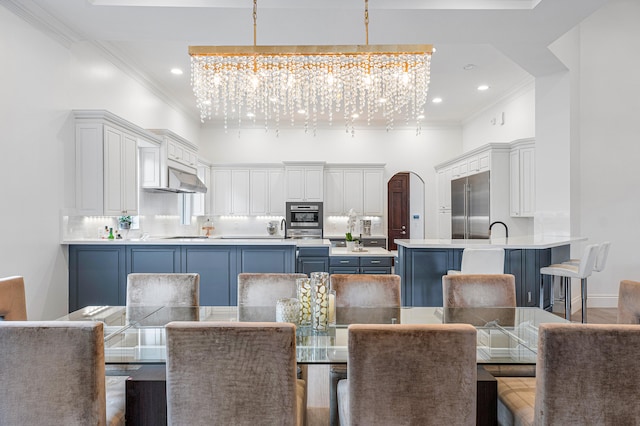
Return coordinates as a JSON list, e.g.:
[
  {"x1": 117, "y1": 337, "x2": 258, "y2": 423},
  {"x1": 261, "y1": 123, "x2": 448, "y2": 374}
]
[{"x1": 62, "y1": 189, "x2": 383, "y2": 240}]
